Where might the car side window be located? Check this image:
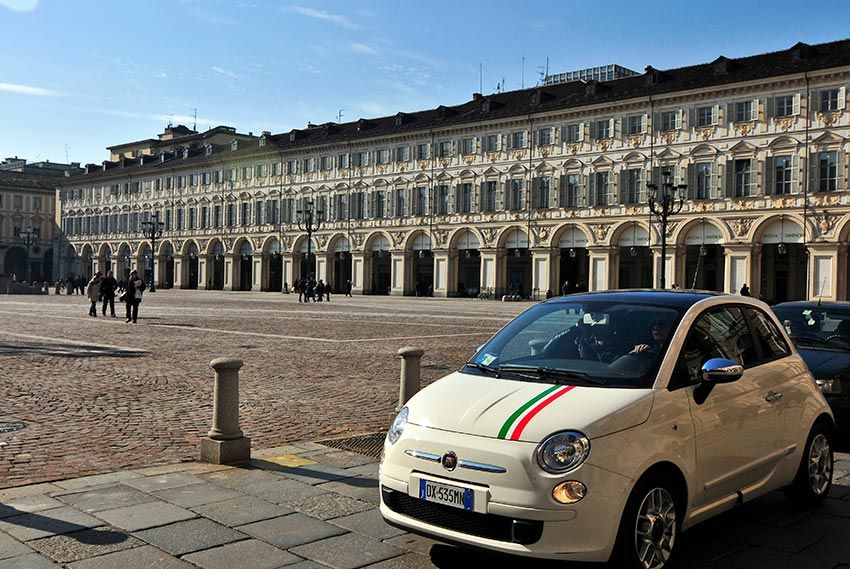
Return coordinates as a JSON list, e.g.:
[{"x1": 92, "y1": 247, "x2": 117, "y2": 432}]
[
  {"x1": 671, "y1": 306, "x2": 758, "y2": 388},
  {"x1": 744, "y1": 307, "x2": 791, "y2": 360}
]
